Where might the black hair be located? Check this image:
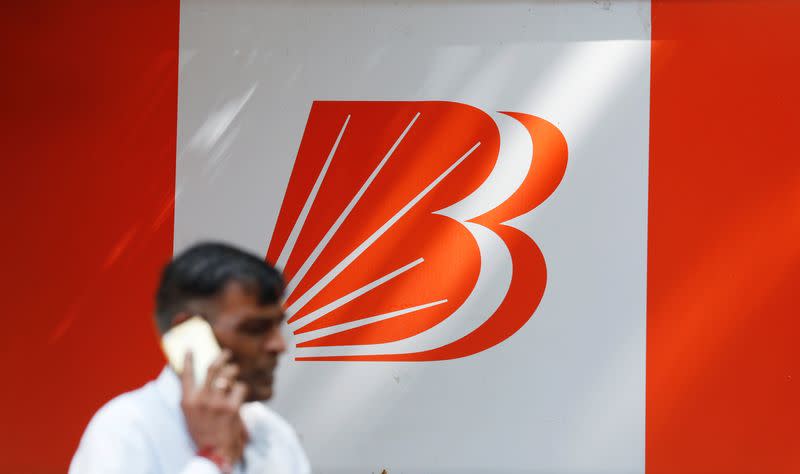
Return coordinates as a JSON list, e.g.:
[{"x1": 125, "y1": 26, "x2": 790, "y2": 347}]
[{"x1": 155, "y1": 242, "x2": 284, "y2": 333}]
